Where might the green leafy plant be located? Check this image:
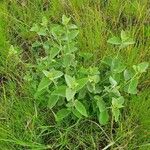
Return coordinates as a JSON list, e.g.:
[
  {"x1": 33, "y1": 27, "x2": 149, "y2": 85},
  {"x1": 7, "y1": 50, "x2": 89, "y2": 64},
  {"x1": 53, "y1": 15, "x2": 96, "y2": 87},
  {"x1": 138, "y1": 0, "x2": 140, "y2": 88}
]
[
  {"x1": 107, "y1": 30, "x2": 135, "y2": 49},
  {"x1": 30, "y1": 15, "x2": 149, "y2": 125}
]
